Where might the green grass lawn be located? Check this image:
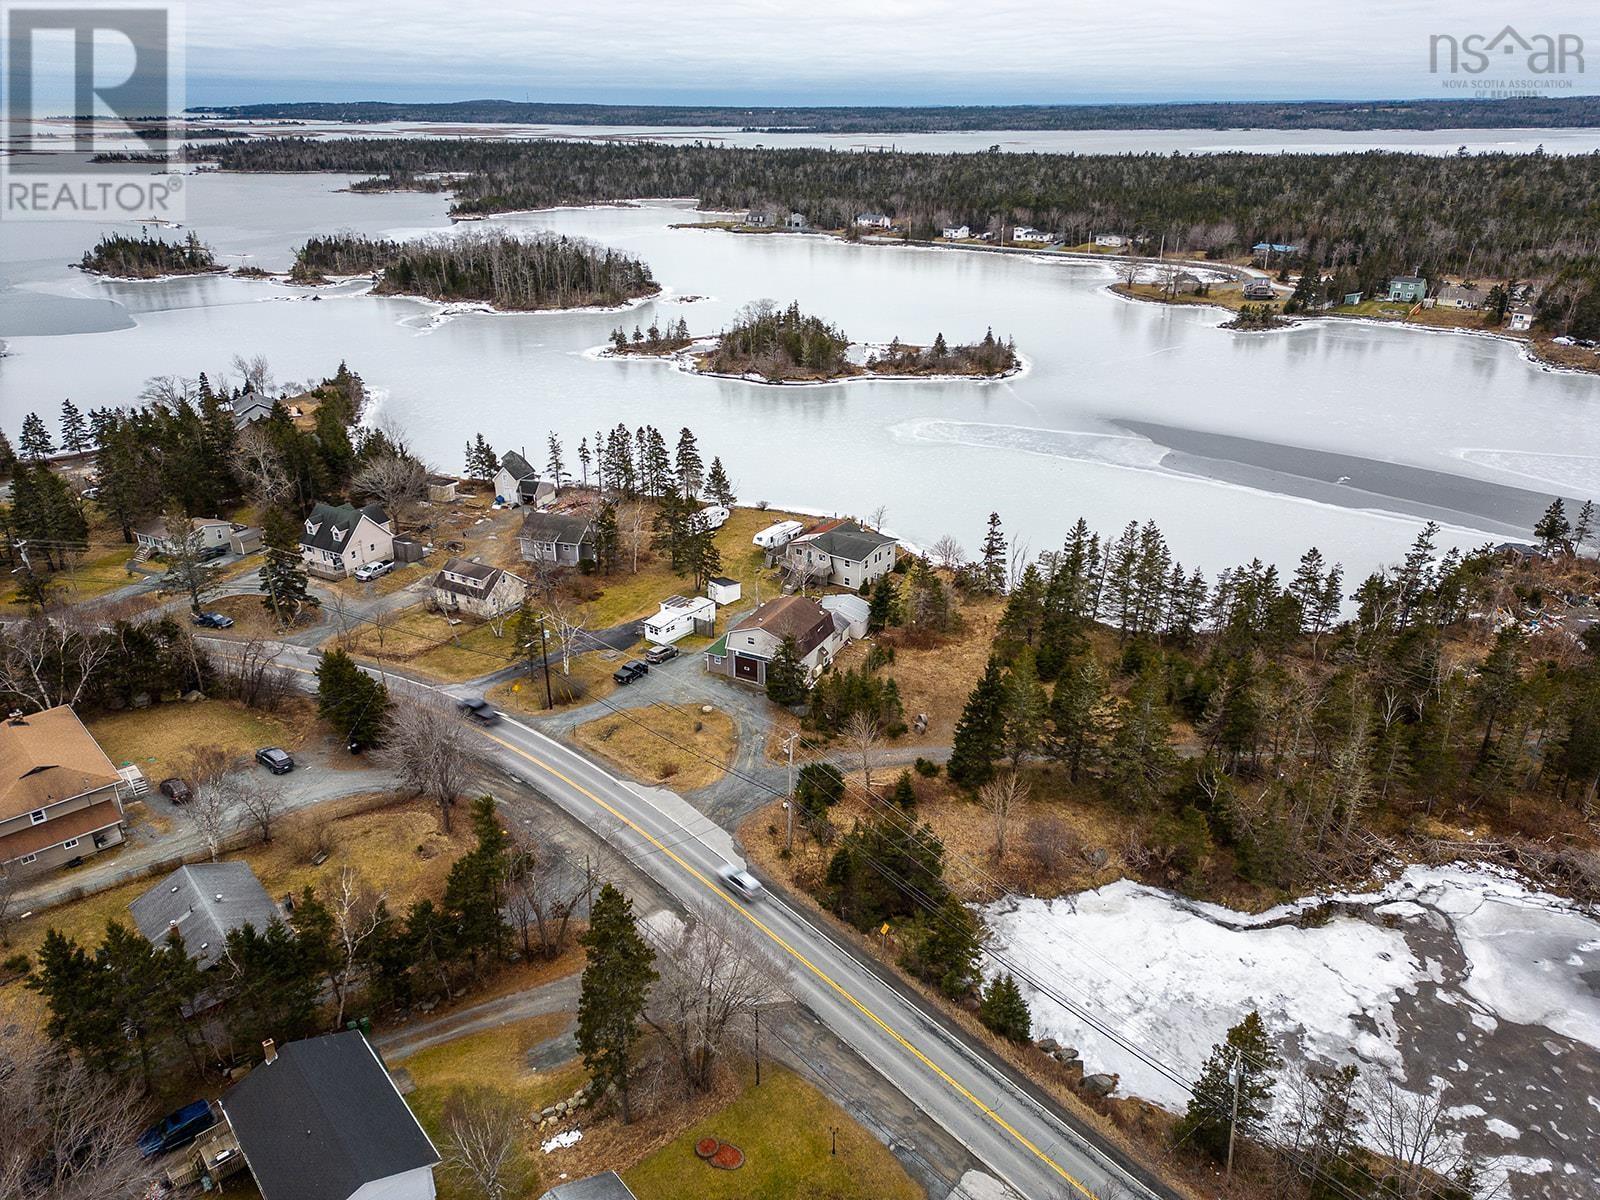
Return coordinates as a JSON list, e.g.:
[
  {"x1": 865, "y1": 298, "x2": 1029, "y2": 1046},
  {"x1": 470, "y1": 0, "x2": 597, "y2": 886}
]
[{"x1": 623, "y1": 1066, "x2": 922, "y2": 1200}]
